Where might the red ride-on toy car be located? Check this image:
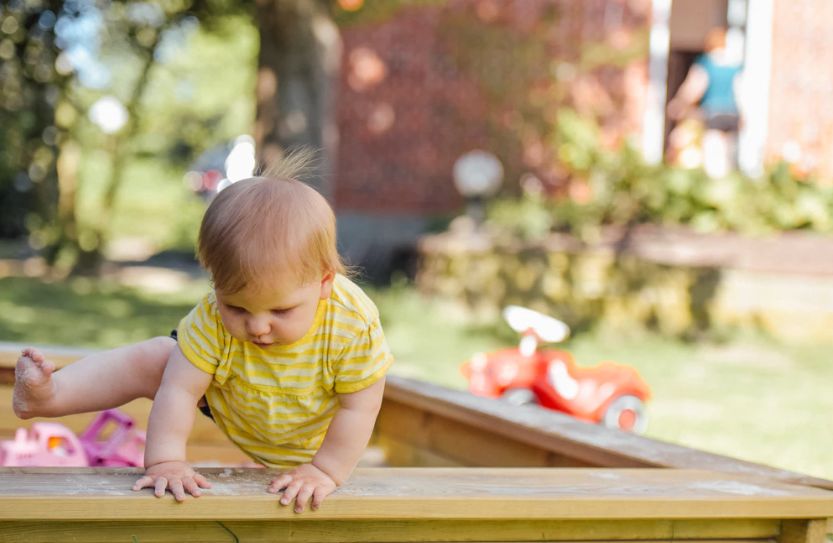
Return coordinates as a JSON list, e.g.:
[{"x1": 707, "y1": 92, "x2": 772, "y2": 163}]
[{"x1": 461, "y1": 306, "x2": 651, "y2": 432}]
